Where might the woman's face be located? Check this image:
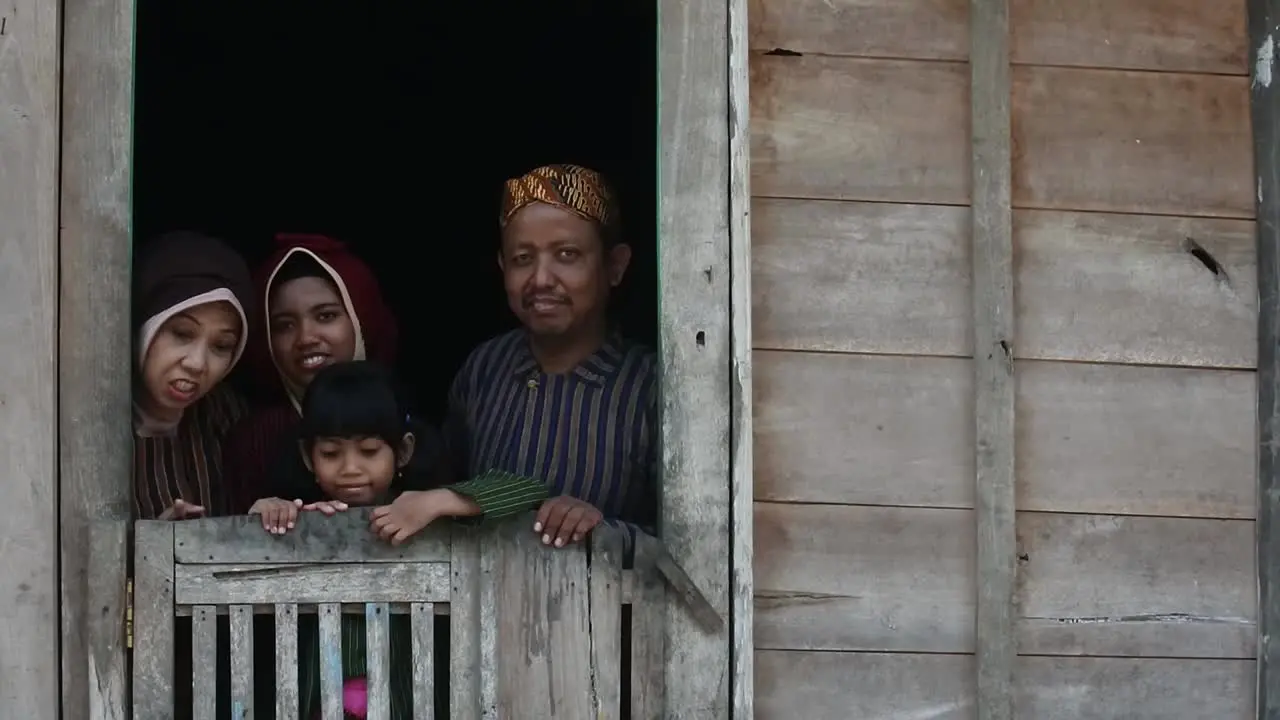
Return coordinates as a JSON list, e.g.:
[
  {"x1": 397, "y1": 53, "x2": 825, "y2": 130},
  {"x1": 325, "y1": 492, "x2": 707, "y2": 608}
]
[
  {"x1": 140, "y1": 301, "x2": 242, "y2": 416},
  {"x1": 268, "y1": 275, "x2": 358, "y2": 390}
]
